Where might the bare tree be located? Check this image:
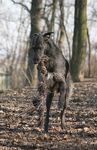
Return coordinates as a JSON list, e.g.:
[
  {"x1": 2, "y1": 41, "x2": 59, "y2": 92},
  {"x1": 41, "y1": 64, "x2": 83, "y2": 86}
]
[
  {"x1": 11, "y1": 0, "x2": 43, "y2": 86},
  {"x1": 87, "y1": 28, "x2": 91, "y2": 78},
  {"x1": 58, "y1": 0, "x2": 65, "y2": 50},
  {"x1": 26, "y1": 0, "x2": 43, "y2": 86},
  {"x1": 71, "y1": 0, "x2": 87, "y2": 81}
]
